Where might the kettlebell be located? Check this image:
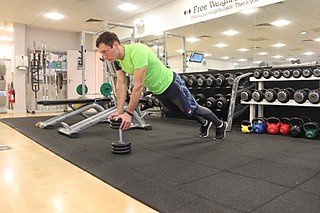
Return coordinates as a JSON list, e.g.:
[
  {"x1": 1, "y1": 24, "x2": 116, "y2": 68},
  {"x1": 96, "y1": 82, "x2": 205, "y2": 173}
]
[
  {"x1": 266, "y1": 117, "x2": 281, "y2": 135},
  {"x1": 279, "y1": 117, "x2": 290, "y2": 135},
  {"x1": 303, "y1": 122, "x2": 319, "y2": 139},
  {"x1": 289, "y1": 117, "x2": 304, "y2": 138},
  {"x1": 252, "y1": 117, "x2": 266, "y2": 134},
  {"x1": 241, "y1": 120, "x2": 253, "y2": 133}
]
